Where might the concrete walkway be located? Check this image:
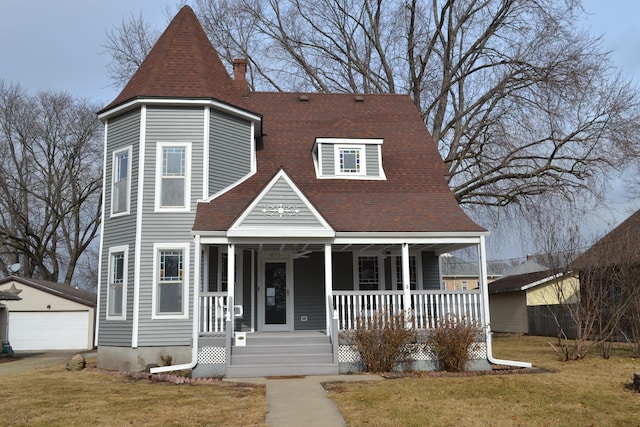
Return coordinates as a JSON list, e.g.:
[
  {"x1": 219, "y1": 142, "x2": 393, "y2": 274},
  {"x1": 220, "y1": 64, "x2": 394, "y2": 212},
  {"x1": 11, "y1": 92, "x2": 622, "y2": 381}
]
[{"x1": 227, "y1": 374, "x2": 382, "y2": 427}]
